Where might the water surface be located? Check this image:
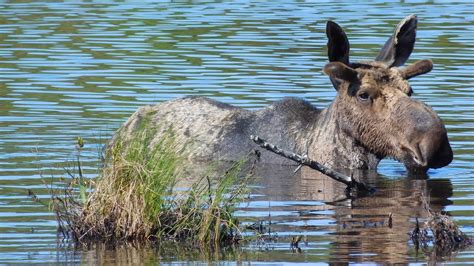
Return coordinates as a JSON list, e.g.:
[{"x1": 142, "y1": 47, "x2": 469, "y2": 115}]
[{"x1": 0, "y1": 1, "x2": 473, "y2": 264}]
